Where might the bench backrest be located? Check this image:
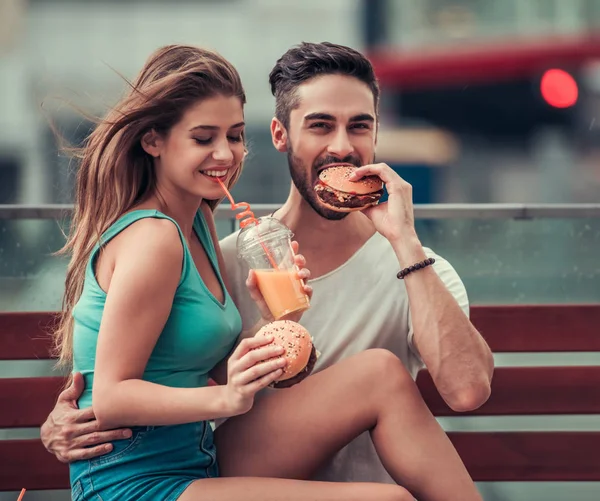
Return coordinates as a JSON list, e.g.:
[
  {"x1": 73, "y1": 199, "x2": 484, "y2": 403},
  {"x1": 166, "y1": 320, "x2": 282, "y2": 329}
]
[
  {"x1": 417, "y1": 304, "x2": 600, "y2": 482},
  {"x1": 1, "y1": 305, "x2": 599, "y2": 491}
]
